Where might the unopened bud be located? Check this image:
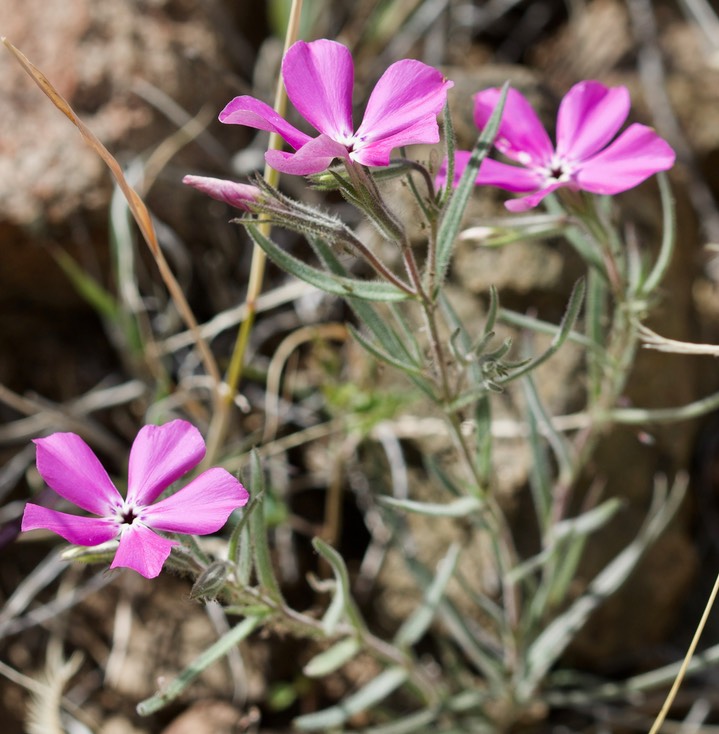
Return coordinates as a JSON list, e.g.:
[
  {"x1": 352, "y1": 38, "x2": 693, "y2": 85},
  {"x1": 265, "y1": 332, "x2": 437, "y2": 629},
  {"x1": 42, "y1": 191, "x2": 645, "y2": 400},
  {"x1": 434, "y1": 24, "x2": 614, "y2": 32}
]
[
  {"x1": 183, "y1": 175, "x2": 261, "y2": 212},
  {"x1": 190, "y1": 560, "x2": 231, "y2": 601}
]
